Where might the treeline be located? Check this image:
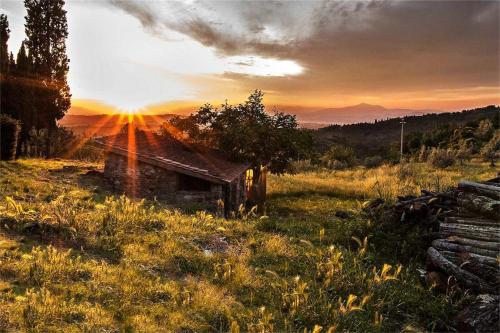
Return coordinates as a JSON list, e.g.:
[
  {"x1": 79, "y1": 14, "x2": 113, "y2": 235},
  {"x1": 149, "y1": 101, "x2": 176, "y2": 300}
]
[
  {"x1": 315, "y1": 106, "x2": 498, "y2": 158},
  {"x1": 0, "y1": 0, "x2": 70, "y2": 159},
  {"x1": 293, "y1": 106, "x2": 499, "y2": 171}
]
